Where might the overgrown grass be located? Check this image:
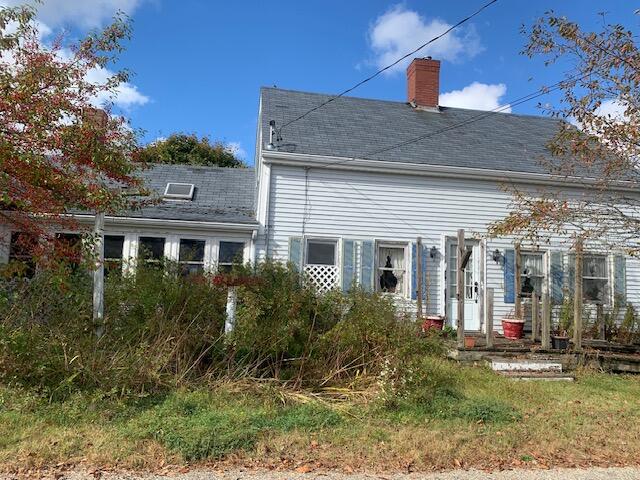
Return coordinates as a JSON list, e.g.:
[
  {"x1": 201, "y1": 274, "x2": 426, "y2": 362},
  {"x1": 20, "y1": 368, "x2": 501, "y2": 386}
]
[{"x1": 0, "y1": 367, "x2": 639, "y2": 473}]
